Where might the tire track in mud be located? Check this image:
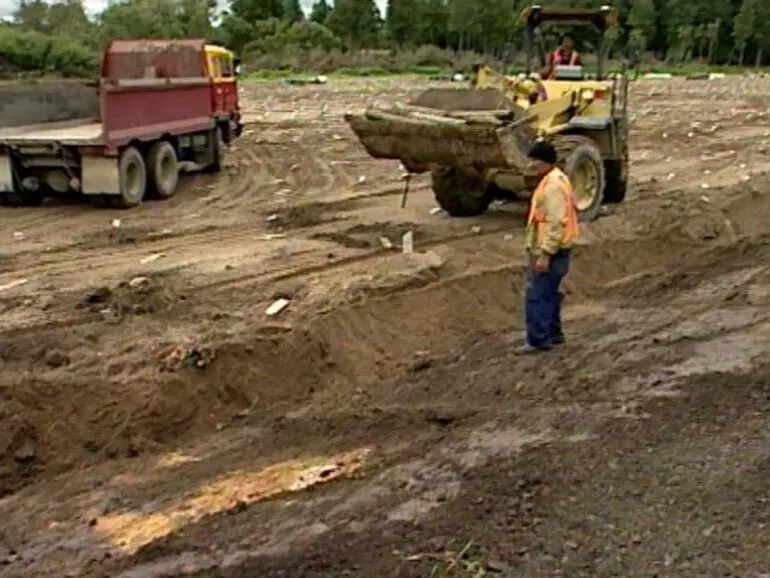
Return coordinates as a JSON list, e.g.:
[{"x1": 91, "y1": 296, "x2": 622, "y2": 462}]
[
  {"x1": 207, "y1": 142, "x2": 283, "y2": 207},
  {"x1": 0, "y1": 220, "x2": 516, "y2": 334},
  {"x1": 2, "y1": 165, "x2": 760, "y2": 336}
]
